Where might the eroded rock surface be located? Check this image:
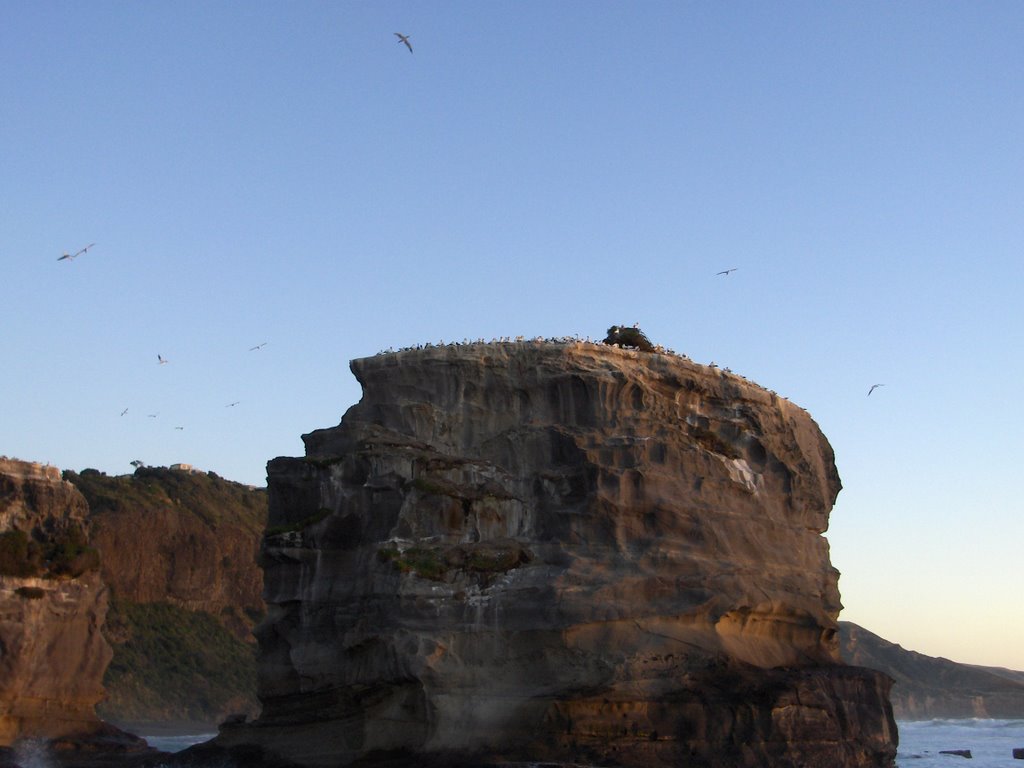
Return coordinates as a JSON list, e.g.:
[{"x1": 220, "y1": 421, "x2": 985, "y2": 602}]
[
  {"x1": 222, "y1": 341, "x2": 897, "y2": 767},
  {"x1": 0, "y1": 458, "x2": 110, "y2": 744}
]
